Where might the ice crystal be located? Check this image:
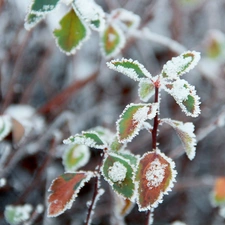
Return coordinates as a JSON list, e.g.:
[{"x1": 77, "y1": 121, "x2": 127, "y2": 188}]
[
  {"x1": 145, "y1": 158, "x2": 167, "y2": 189},
  {"x1": 108, "y1": 162, "x2": 127, "y2": 182},
  {"x1": 133, "y1": 106, "x2": 149, "y2": 123},
  {"x1": 171, "y1": 79, "x2": 189, "y2": 101}
]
